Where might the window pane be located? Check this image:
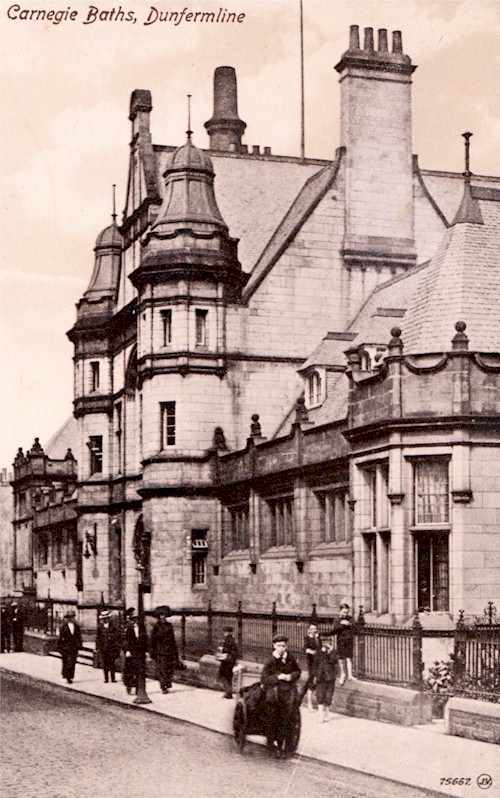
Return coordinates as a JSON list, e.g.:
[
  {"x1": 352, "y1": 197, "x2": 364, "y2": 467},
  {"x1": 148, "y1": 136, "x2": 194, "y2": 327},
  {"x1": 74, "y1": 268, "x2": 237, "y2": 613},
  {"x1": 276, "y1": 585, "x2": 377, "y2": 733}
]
[
  {"x1": 91, "y1": 361, "x2": 100, "y2": 392},
  {"x1": 195, "y1": 309, "x2": 208, "y2": 346},
  {"x1": 415, "y1": 461, "x2": 449, "y2": 524},
  {"x1": 162, "y1": 310, "x2": 172, "y2": 346},
  {"x1": 161, "y1": 402, "x2": 176, "y2": 447},
  {"x1": 88, "y1": 436, "x2": 103, "y2": 475},
  {"x1": 416, "y1": 533, "x2": 449, "y2": 611}
]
